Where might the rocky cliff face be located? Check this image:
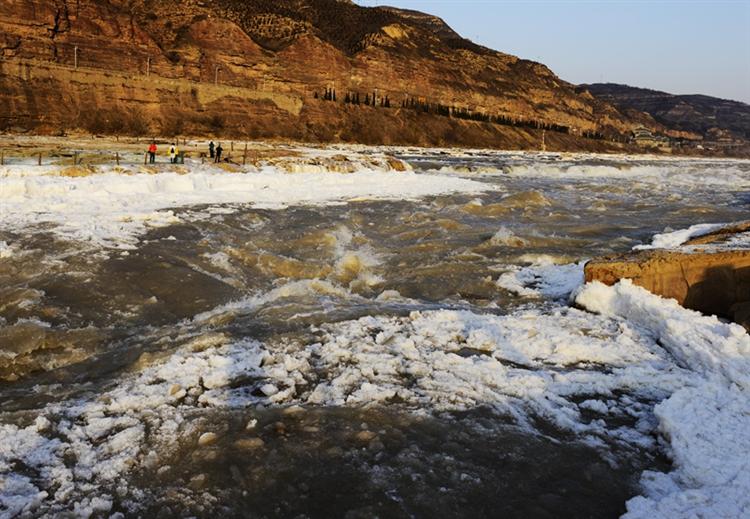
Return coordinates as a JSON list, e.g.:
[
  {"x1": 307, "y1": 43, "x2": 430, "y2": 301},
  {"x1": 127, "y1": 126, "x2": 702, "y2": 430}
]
[
  {"x1": 582, "y1": 83, "x2": 750, "y2": 142},
  {"x1": 0, "y1": 0, "x2": 645, "y2": 148}
]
